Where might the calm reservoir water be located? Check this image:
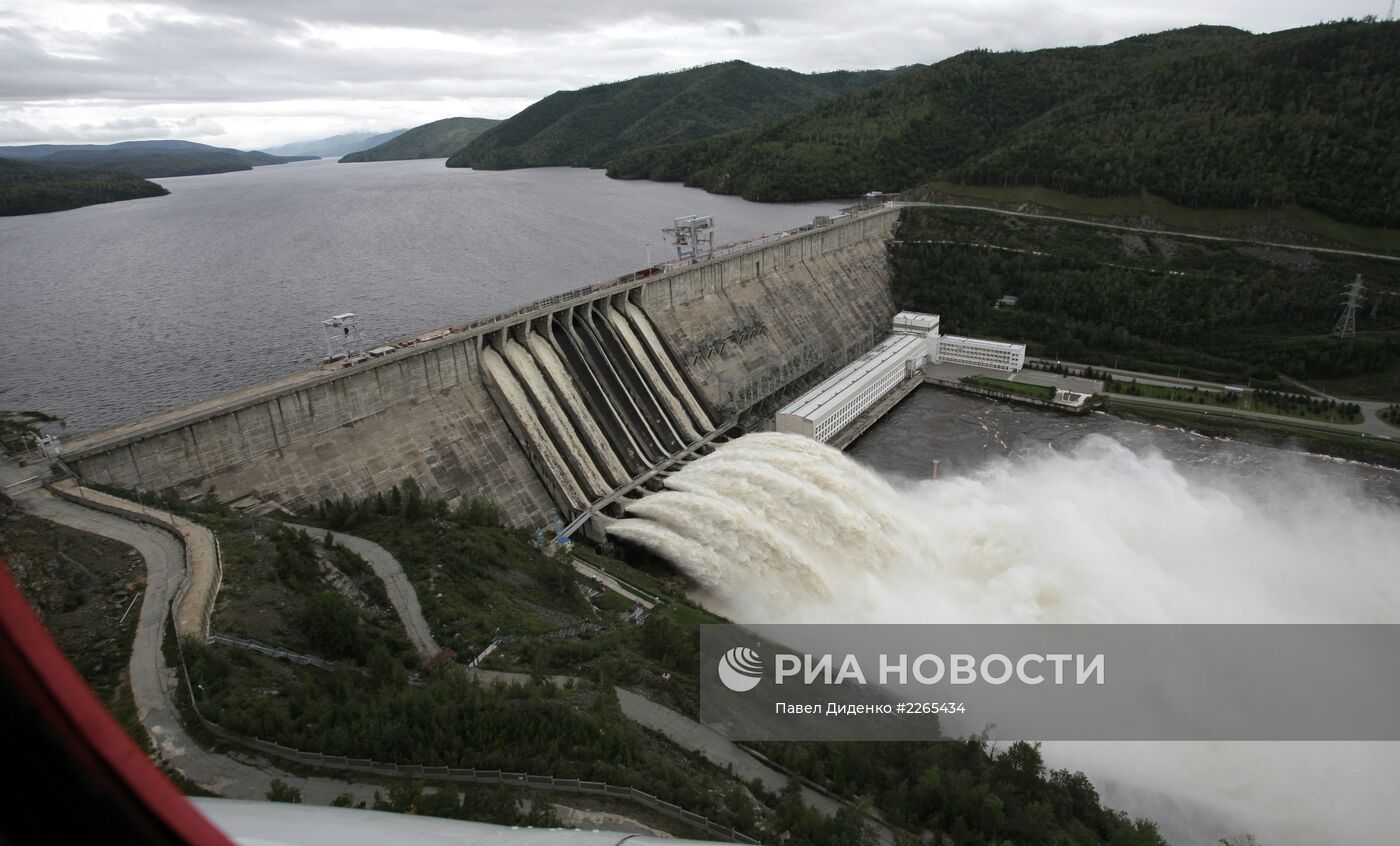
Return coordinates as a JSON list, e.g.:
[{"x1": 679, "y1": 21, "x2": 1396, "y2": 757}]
[{"x1": 0, "y1": 158, "x2": 842, "y2": 433}]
